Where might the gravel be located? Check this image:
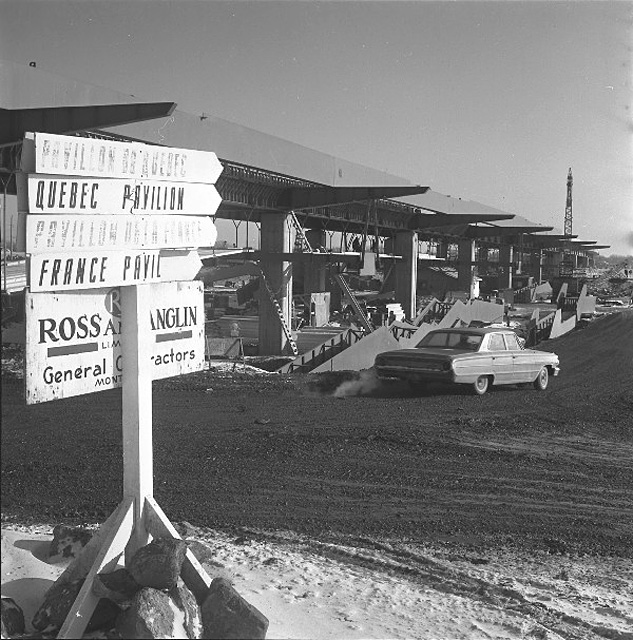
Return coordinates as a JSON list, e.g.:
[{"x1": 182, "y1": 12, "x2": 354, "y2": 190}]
[{"x1": 2, "y1": 310, "x2": 632, "y2": 557}]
